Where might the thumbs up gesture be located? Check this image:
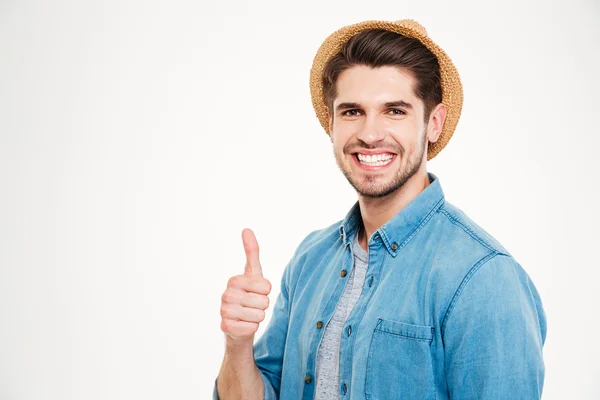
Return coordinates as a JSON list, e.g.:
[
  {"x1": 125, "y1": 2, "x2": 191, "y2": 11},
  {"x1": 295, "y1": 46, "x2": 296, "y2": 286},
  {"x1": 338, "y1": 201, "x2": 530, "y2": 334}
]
[{"x1": 220, "y1": 228, "x2": 272, "y2": 342}]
